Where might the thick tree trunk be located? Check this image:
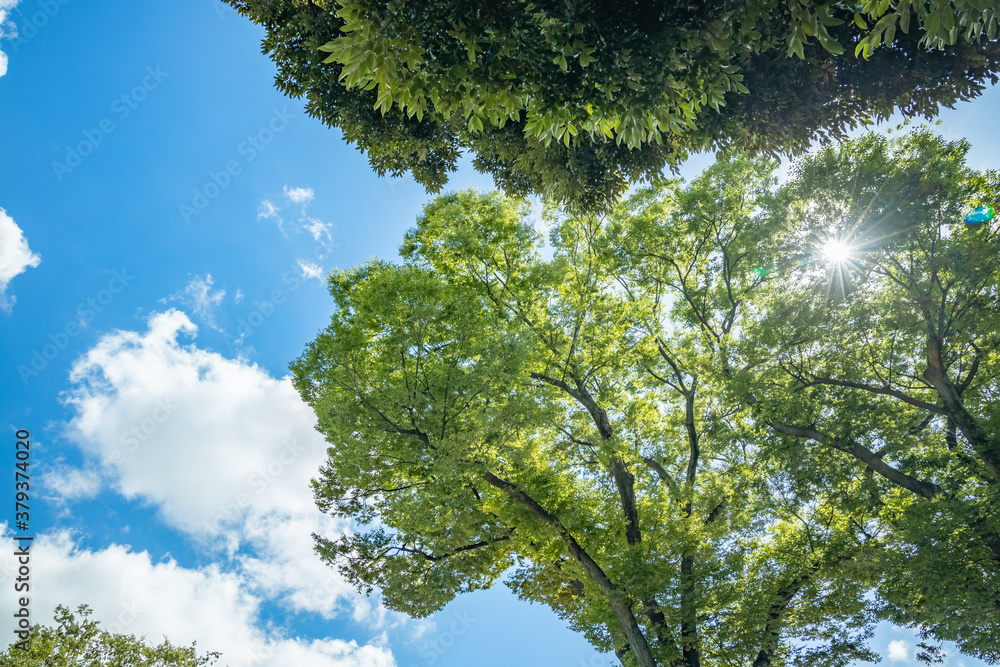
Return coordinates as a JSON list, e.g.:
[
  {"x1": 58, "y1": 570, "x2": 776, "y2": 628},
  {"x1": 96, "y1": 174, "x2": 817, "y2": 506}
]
[{"x1": 680, "y1": 554, "x2": 700, "y2": 667}]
